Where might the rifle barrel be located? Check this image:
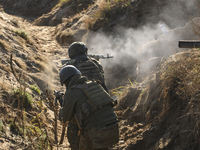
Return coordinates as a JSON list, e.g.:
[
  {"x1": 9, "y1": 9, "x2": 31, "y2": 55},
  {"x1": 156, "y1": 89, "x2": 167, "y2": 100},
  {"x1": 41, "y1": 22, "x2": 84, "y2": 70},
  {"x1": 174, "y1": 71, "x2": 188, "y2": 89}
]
[{"x1": 179, "y1": 40, "x2": 200, "y2": 48}]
